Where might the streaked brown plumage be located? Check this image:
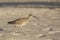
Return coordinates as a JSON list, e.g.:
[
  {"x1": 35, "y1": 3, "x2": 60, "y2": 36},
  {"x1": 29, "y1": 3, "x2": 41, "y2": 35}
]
[
  {"x1": 8, "y1": 14, "x2": 40, "y2": 34},
  {"x1": 8, "y1": 14, "x2": 39, "y2": 26},
  {"x1": 8, "y1": 14, "x2": 32, "y2": 26}
]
